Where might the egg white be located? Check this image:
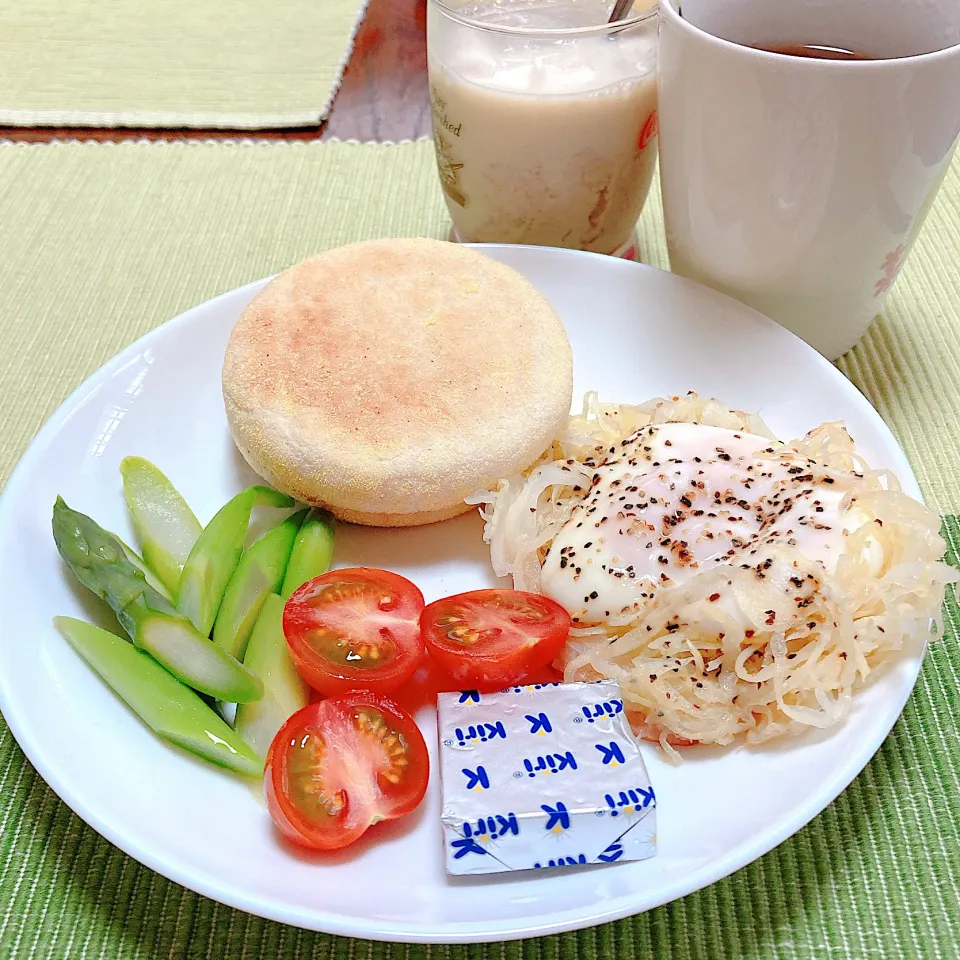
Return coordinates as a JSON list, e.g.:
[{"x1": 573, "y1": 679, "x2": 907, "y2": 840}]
[{"x1": 540, "y1": 422, "x2": 865, "y2": 625}]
